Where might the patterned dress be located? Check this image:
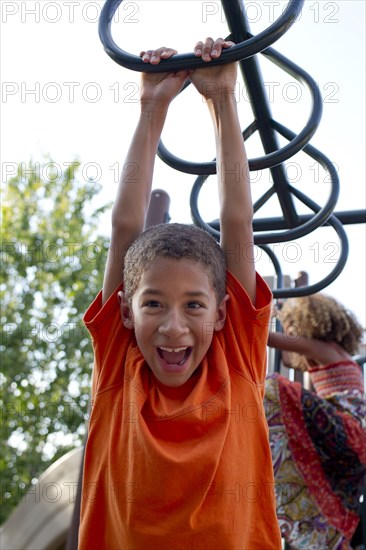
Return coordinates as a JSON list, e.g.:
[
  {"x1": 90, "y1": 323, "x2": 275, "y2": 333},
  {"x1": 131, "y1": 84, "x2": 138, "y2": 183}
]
[{"x1": 265, "y1": 361, "x2": 366, "y2": 549}]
